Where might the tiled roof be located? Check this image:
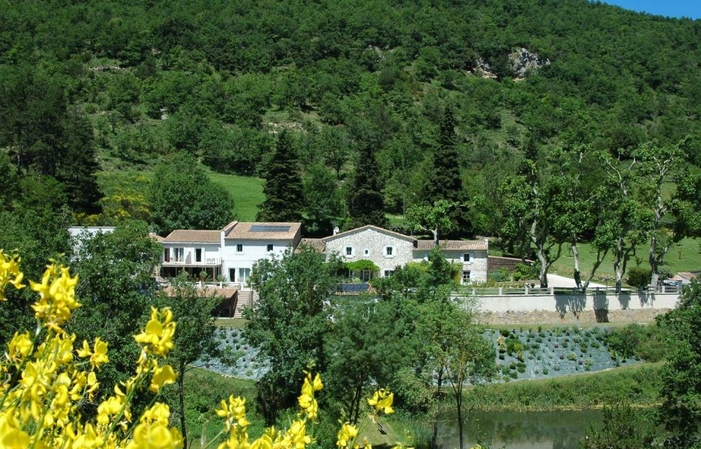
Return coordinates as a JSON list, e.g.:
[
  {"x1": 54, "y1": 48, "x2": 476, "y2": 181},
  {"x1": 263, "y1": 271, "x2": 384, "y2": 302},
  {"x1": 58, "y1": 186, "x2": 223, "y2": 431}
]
[
  {"x1": 322, "y1": 225, "x2": 417, "y2": 243},
  {"x1": 416, "y1": 239, "x2": 488, "y2": 251},
  {"x1": 298, "y1": 238, "x2": 326, "y2": 253},
  {"x1": 224, "y1": 222, "x2": 301, "y2": 240},
  {"x1": 163, "y1": 230, "x2": 221, "y2": 244}
]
